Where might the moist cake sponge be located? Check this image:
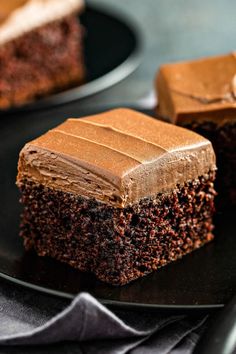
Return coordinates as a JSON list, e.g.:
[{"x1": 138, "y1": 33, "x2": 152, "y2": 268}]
[
  {"x1": 0, "y1": 0, "x2": 85, "y2": 109},
  {"x1": 17, "y1": 108, "x2": 217, "y2": 285}
]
